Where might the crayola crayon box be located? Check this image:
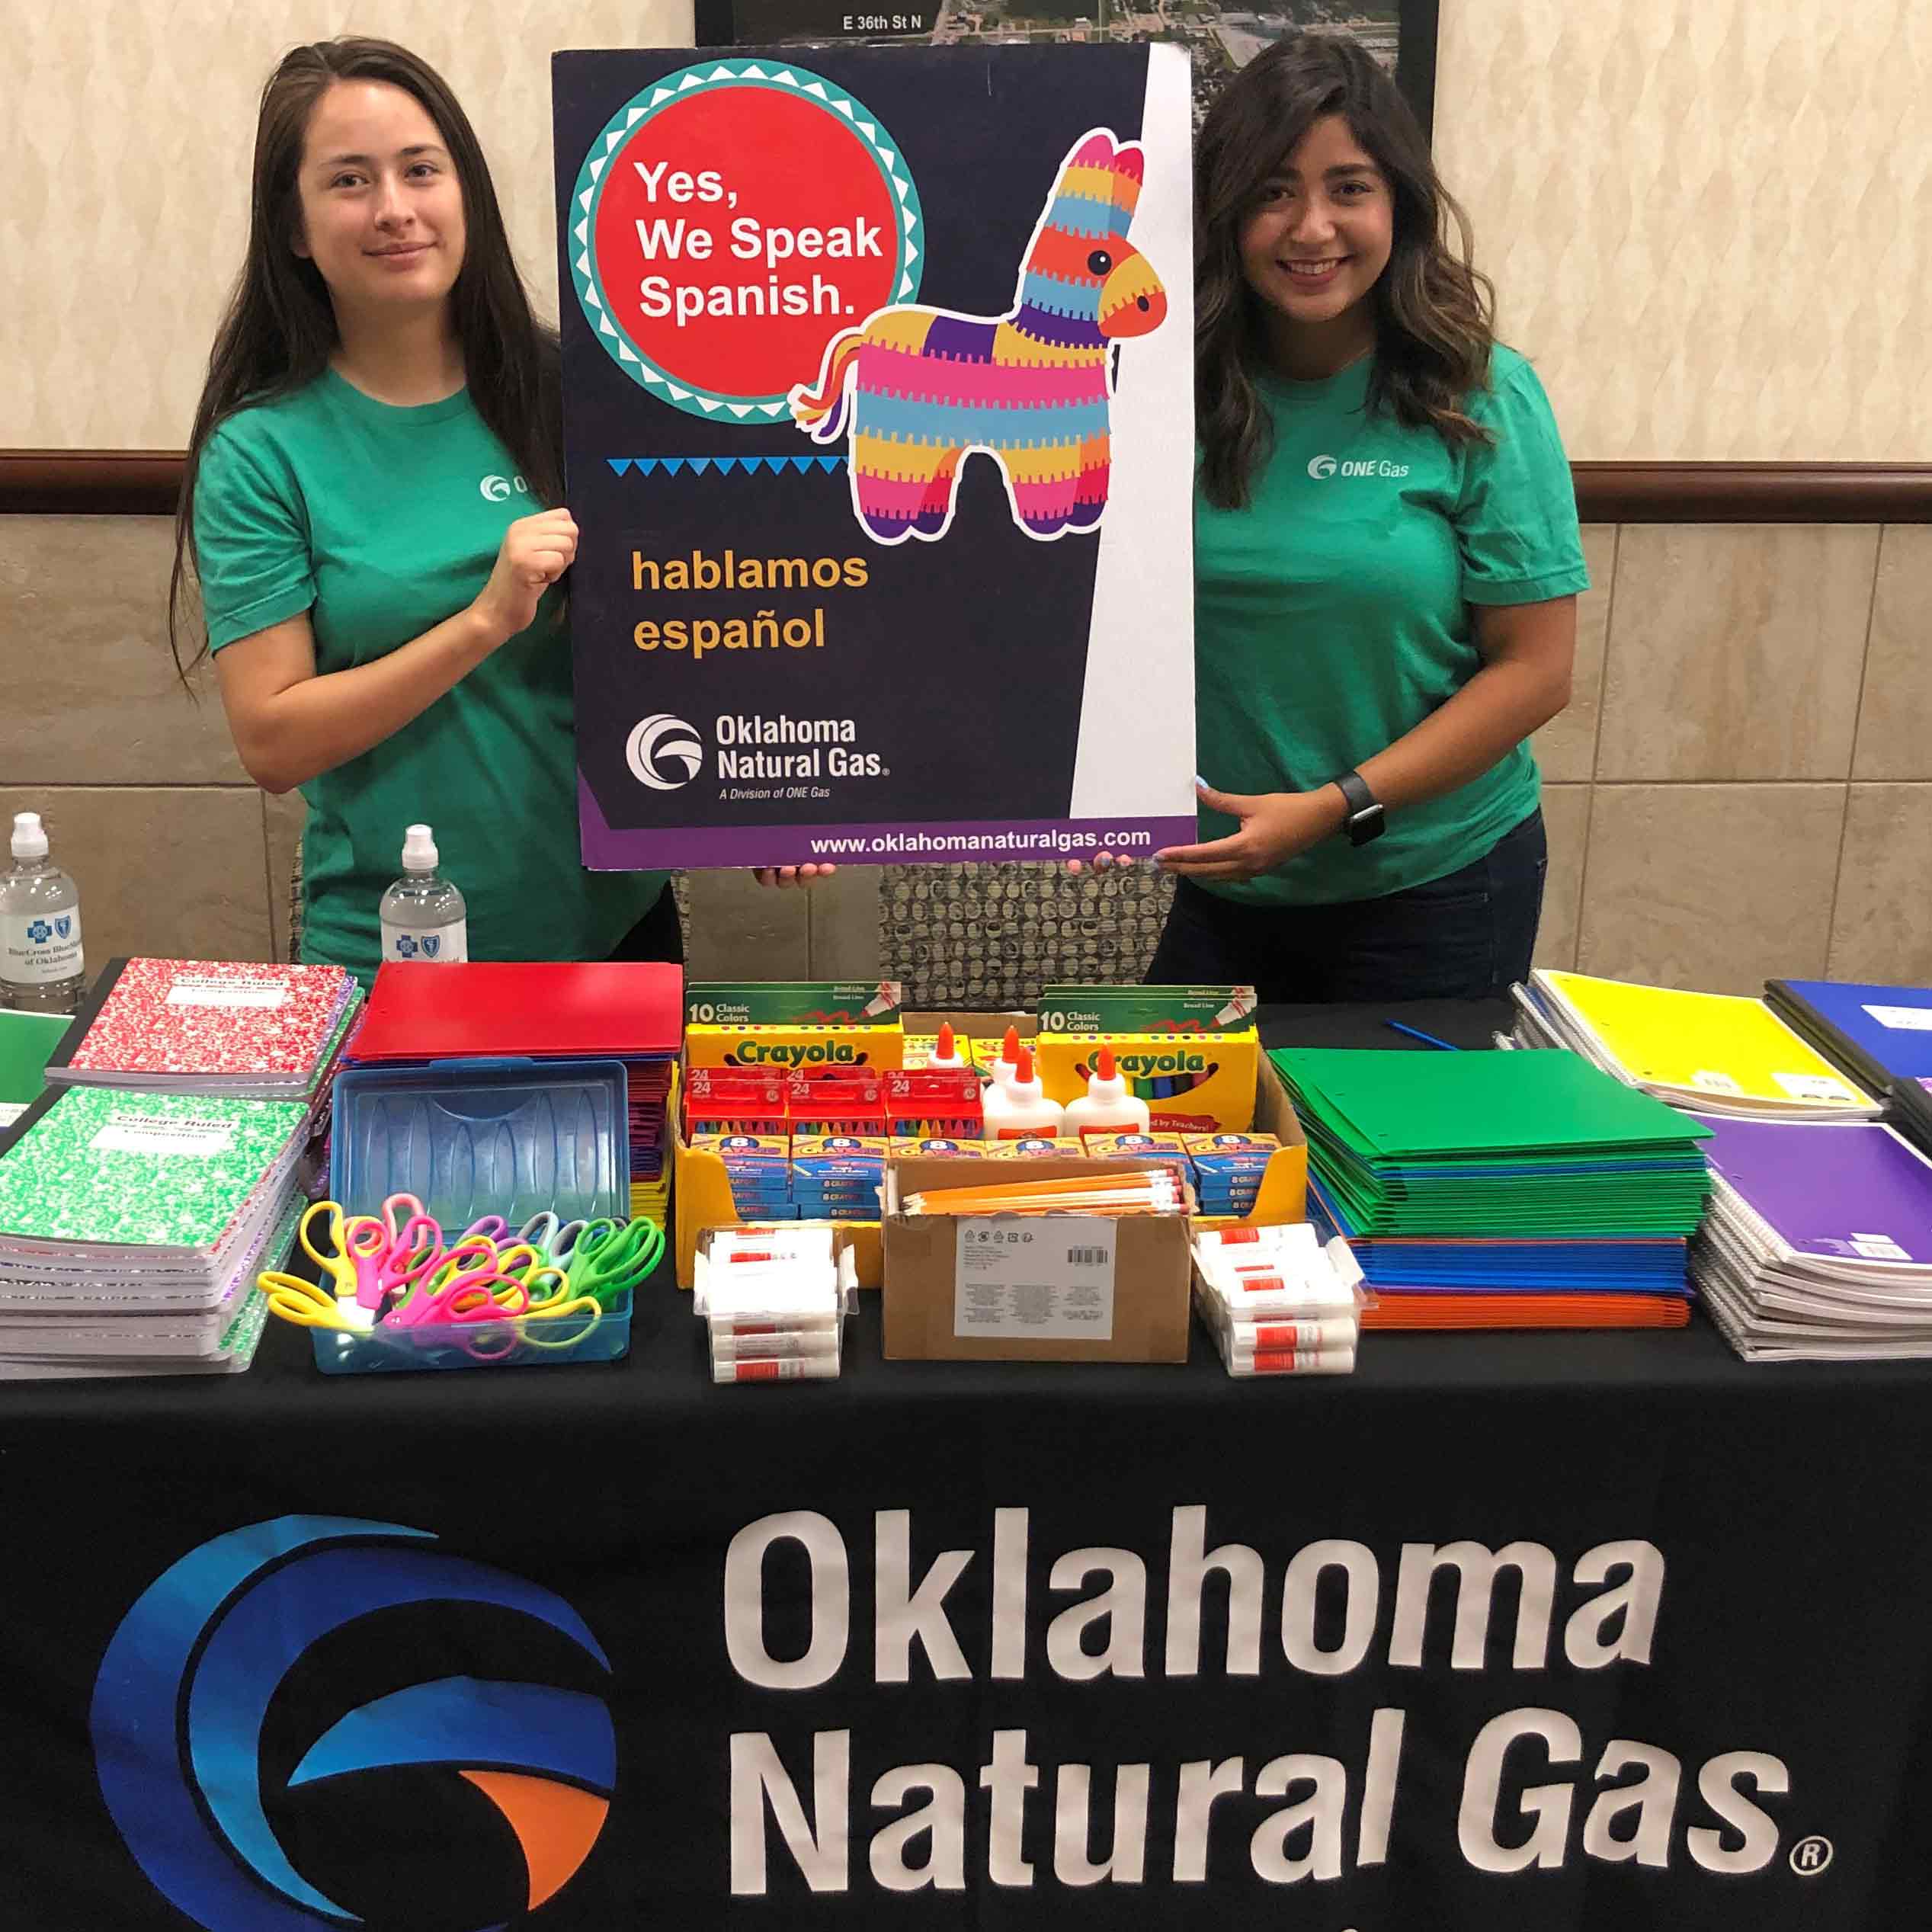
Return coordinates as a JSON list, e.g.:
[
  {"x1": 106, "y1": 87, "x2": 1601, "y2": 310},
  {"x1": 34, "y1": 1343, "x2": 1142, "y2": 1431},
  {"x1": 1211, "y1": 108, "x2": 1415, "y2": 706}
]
[
  {"x1": 1033, "y1": 985, "x2": 1259, "y2": 1133},
  {"x1": 683, "y1": 980, "x2": 905, "y2": 1075}
]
